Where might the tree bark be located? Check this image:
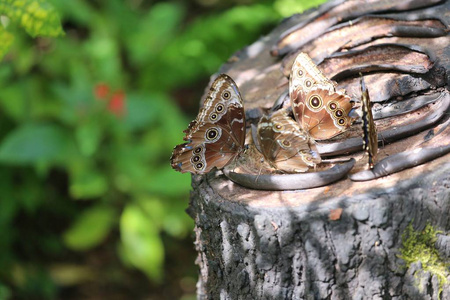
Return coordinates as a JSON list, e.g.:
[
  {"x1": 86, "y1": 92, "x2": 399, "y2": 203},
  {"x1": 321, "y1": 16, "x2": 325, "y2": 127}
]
[
  {"x1": 187, "y1": 0, "x2": 450, "y2": 299},
  {"x1": 189, "y1": 164, "x2": 450, "y2": 299}
]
